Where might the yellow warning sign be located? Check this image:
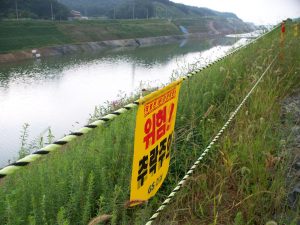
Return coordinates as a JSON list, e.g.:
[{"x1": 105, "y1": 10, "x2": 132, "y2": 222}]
[{"x1": 130, "y1": 79, "x2": 182, "y2": 206}]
